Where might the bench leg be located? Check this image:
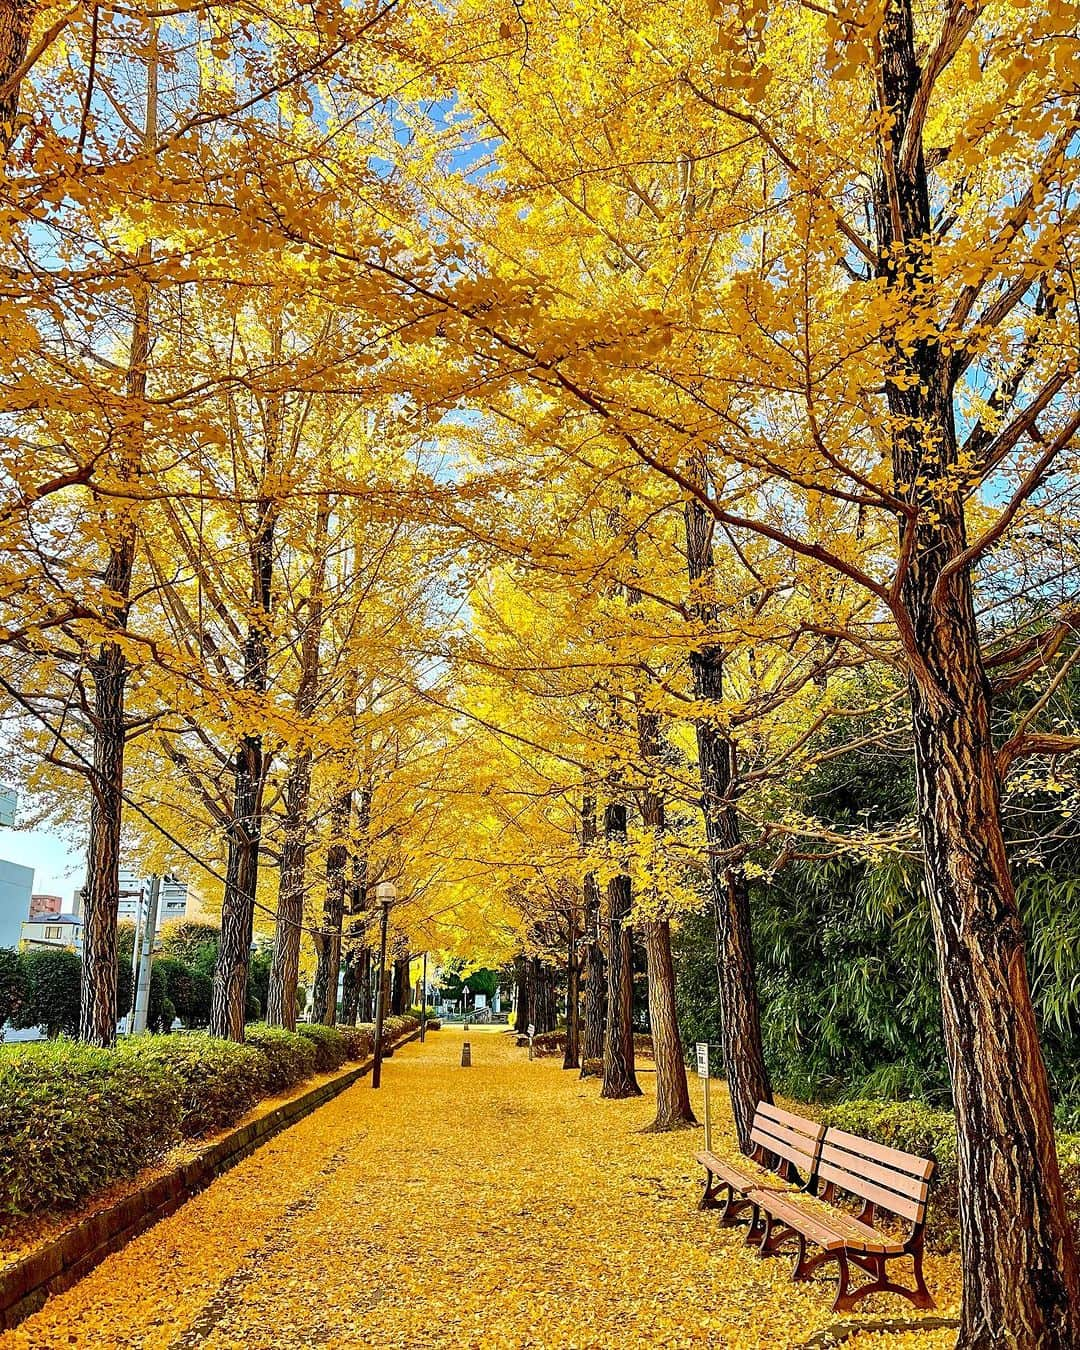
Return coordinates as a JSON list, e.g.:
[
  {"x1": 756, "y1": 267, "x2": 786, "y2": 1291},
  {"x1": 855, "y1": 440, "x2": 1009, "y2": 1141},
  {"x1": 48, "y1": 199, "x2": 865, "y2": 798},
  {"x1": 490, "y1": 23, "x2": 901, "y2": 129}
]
[
  {"x1": 792, "y1": 1246, "x2": 836, "y2": 1283},
  {"x1": 757, "y1": 1213, "x2": 798, "y2": 1259},
  {"x1": 912, "y1": 1238, "x2": 935, "y2": 1309},
  {"x1": 699, "y1": 1173, "x2": 723, "y2": 1210},
  {"x1": 718, "y1": 1190, "x2": 756, "y2": 1227},
  {"x1": 700, "y1": 1176, "x2": 756, "y2": 1227},
  {"x1": 832, "y1": 1249, "x2": 936, "y2": 1315}
]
